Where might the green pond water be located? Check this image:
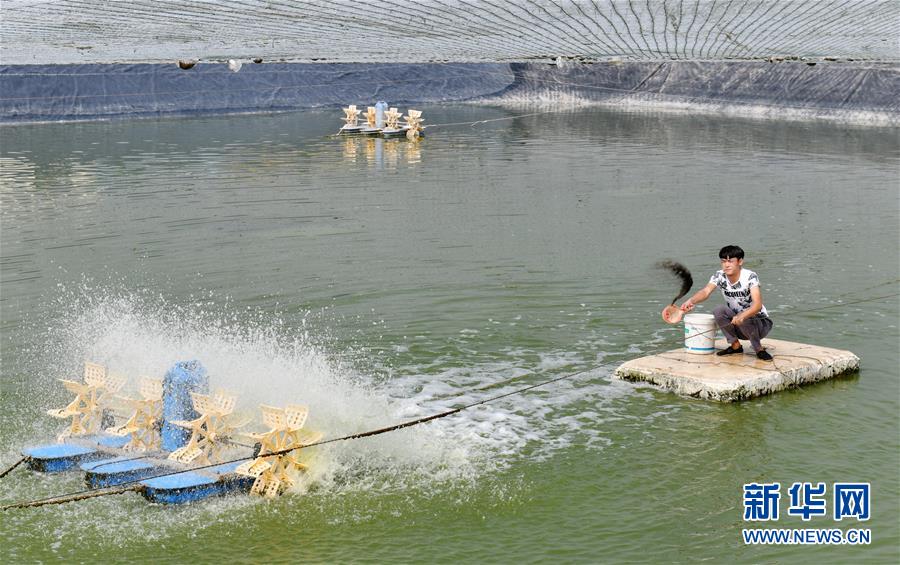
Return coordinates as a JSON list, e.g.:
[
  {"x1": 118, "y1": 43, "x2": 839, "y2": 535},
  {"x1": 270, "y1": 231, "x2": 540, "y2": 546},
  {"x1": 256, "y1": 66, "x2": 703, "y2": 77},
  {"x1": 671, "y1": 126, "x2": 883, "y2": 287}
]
[{"x1": 1, "y1": 107, "x2": 898, "y2": 563}]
